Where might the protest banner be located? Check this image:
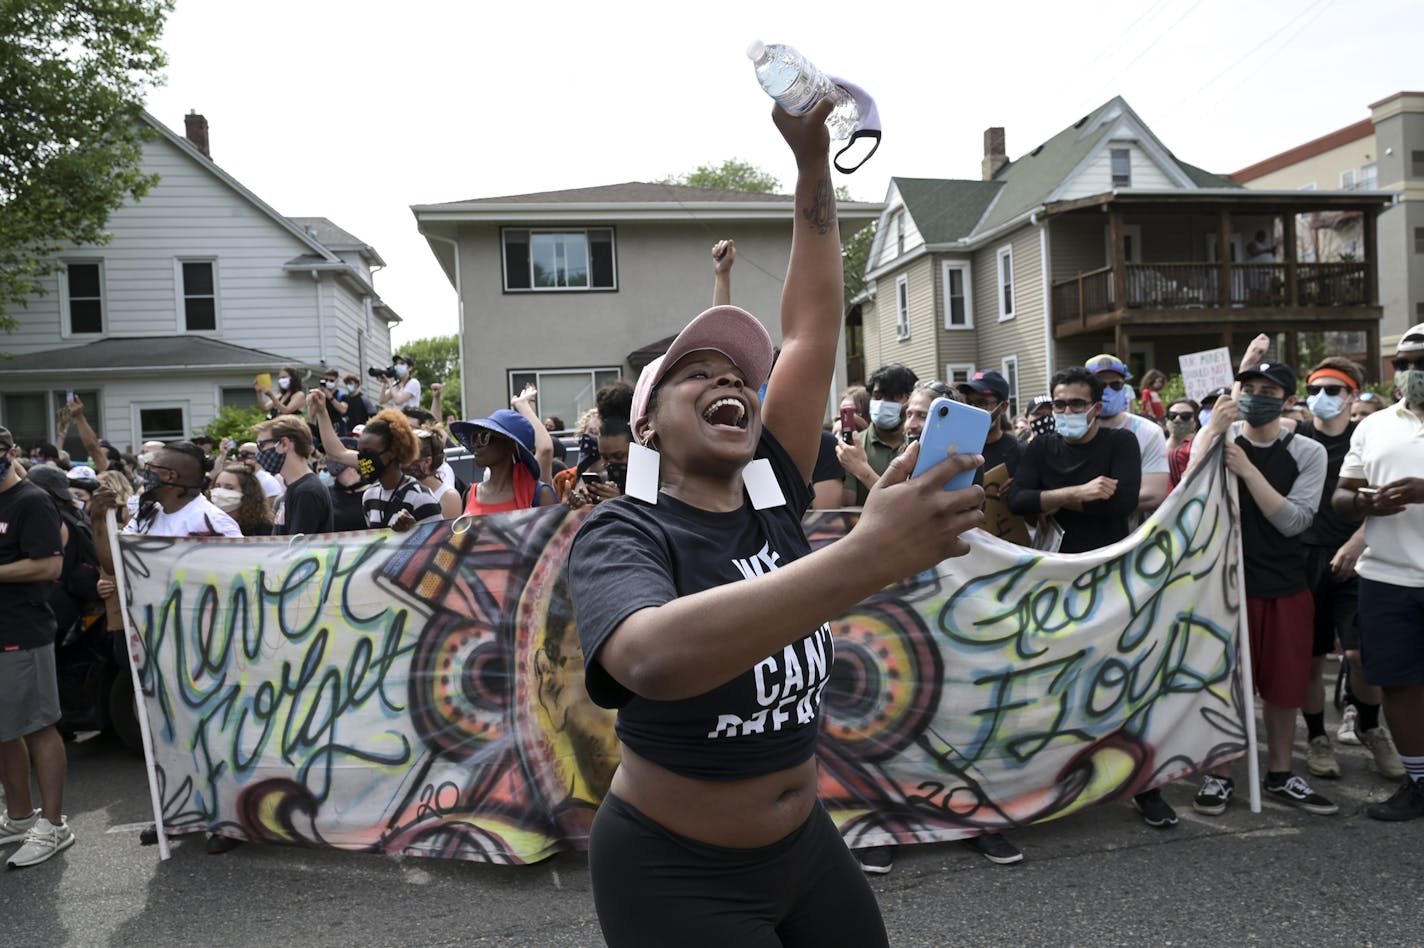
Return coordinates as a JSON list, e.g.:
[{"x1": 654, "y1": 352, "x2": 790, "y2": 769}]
[
  {"x1": 117, "y1": 444, "x2": 1248, "y2": 863},
  {"x1": 1178, "y1": 347, "x2": 1236, "y2": 402}
]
